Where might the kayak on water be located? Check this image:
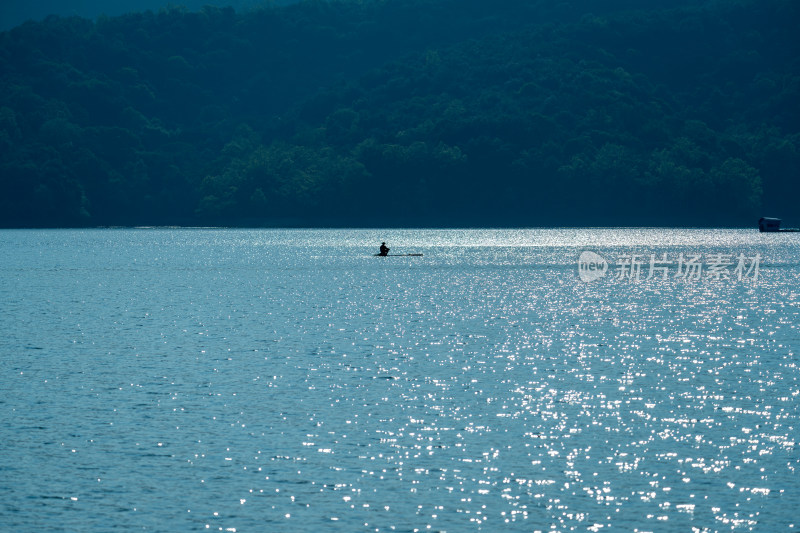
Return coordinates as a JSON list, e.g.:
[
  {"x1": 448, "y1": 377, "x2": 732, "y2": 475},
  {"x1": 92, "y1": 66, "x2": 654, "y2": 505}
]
[{"x1": 374, "y1": 242, "x2": 421, "y2": 256}]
